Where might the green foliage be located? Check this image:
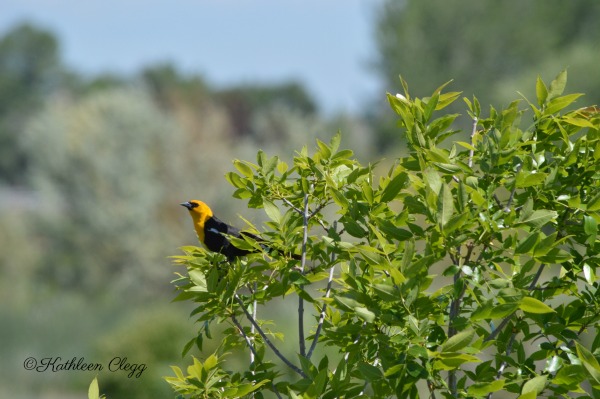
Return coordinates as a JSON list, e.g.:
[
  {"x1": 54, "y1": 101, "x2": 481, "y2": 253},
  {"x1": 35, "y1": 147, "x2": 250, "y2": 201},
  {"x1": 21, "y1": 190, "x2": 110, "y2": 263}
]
[
  {"x1": 21, "y1": 88, "x2": 188, "y2": 290},
  {"x1": 88, "y1": 377, "x2": 106, "y2": 399},
  {"x1": 373, "y1": 0, "x2": 600, "y2": 149},
  {"x1": 94, "y1": 306, "x2": 194, "y2": 398},
  {"x1": 0, "y1": 23, "x2": 70, "y2": 184},
  {"x1": 171, "y1": 72, "x2": 600, "y2": 398}
]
